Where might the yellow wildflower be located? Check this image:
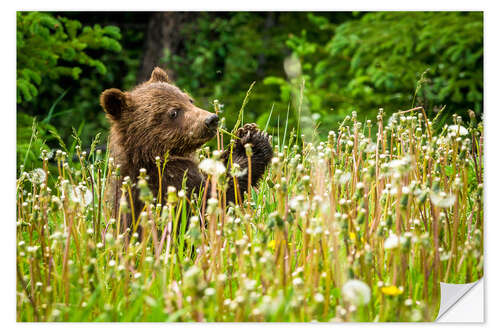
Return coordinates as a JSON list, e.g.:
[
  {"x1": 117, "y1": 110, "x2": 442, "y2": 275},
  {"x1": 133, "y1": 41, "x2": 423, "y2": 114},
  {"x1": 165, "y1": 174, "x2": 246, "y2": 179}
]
[
  {"x1": 381, "y1": 285, "x2": 403, "y2": 296},
  {"x1": 267, "y1": 239, "x2": 292, "y2": 250}
]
